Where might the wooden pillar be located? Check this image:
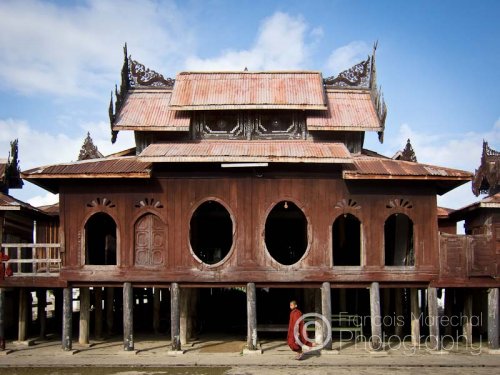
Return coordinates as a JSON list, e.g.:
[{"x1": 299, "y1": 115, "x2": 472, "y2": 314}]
[
  {"x1": 339, "y1": 288, "x2": 347, "y2": 313},
  {"x1": 488, "y1": 288, "x2": 499, "y2": 350},
  {"x1": 444, "y1": 288, "x2": 454, "y2": 336},
  {"x1": 369, "y1": 282, "x2": 382, "y2": 350},
  {"x1": 246, "y1": 282, "x2": 257, "y2": 351},
  {"x1": 79, "y1": 287, "x2": 90, "y2": 345},
  {"x1": 106, "y1": 287, "x2": 114, "y2": 336},
  {"x1": 395, "y1": 288, "x2": 404, "y2": 337},
  {"x1": 180, "y1": 288, "x2": 190, "y2": 345},
  {"x1": 0, "y1": 288, "x2": 5, "y2": 350},
  {"x1": 123, "y1": 282, "x2": 134, "y2": 351},
  {"x1": 94, "y1": 287, "x2": 103, "y2": 340},
  {"x1": 18, "y1": 288, "x2": 28, "y2": 342},
  {"x1": 321, "y1": 282, "x2": 332, "y2": 350},
  {"x1": 153, "y1": 288, "x2": 161, "y2": 335},
  {"x1": 62, "y1": 287, "x2": 73, "y2": 351},
  {"x1": 427, "y1": 286, "x2": 440, "y2": 350},
  {"x1": 170, "y1": 282, "x2": 181, "y2": 351},
  {"x1": 37, "y1": 289, "x2": 47, "y2": 339},
  {"x1": 314, "y1": 288, "x2": 323, "y2": 344},
  {"x1": 463, "y1": 289, "x2": 473, "y2": 347},
  {"x1": 410, "y1": 288, "x2": 420, "y2": 346}
]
